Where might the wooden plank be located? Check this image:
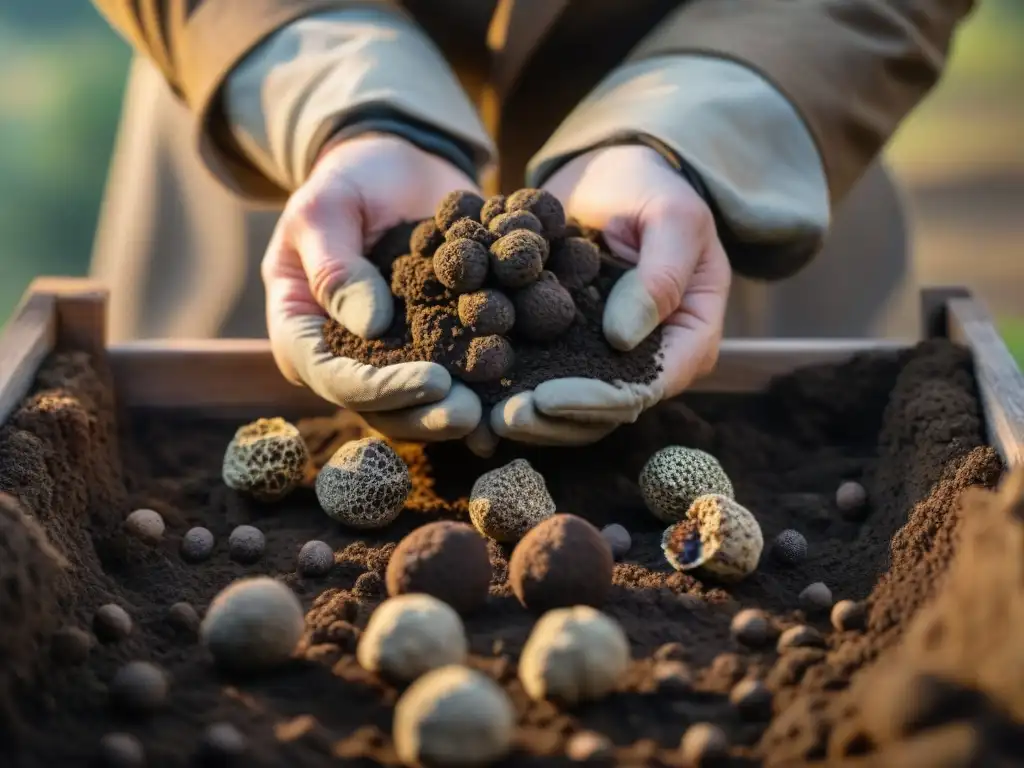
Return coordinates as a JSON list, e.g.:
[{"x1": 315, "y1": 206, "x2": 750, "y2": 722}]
[
  {"x1": 108, "y1": 337, "x2": 911, "y2": 412},
  {"x1": 920, "y1": 285, "x2": 972, "y2": 339},
  {"x1": 0, "y1": 292, "x2": 58, "y2": 425},
  {"x1": 947, "y1": 296, "x2": 1024, "y2": 467},
  {"x1": 28, "y1": 277, "x2": 108, "y2": 356}
]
